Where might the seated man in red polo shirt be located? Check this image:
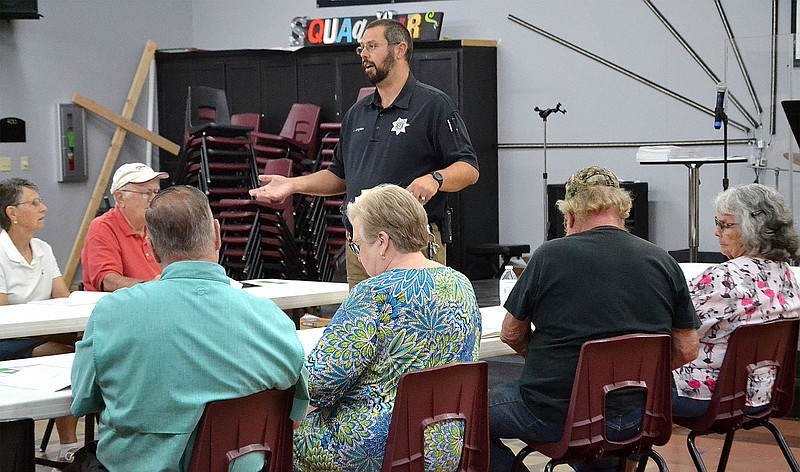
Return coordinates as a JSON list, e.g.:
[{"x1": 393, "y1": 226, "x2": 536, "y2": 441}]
[{"x1": 81, "y1": 163, "x2": 168, "y2": 292}]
